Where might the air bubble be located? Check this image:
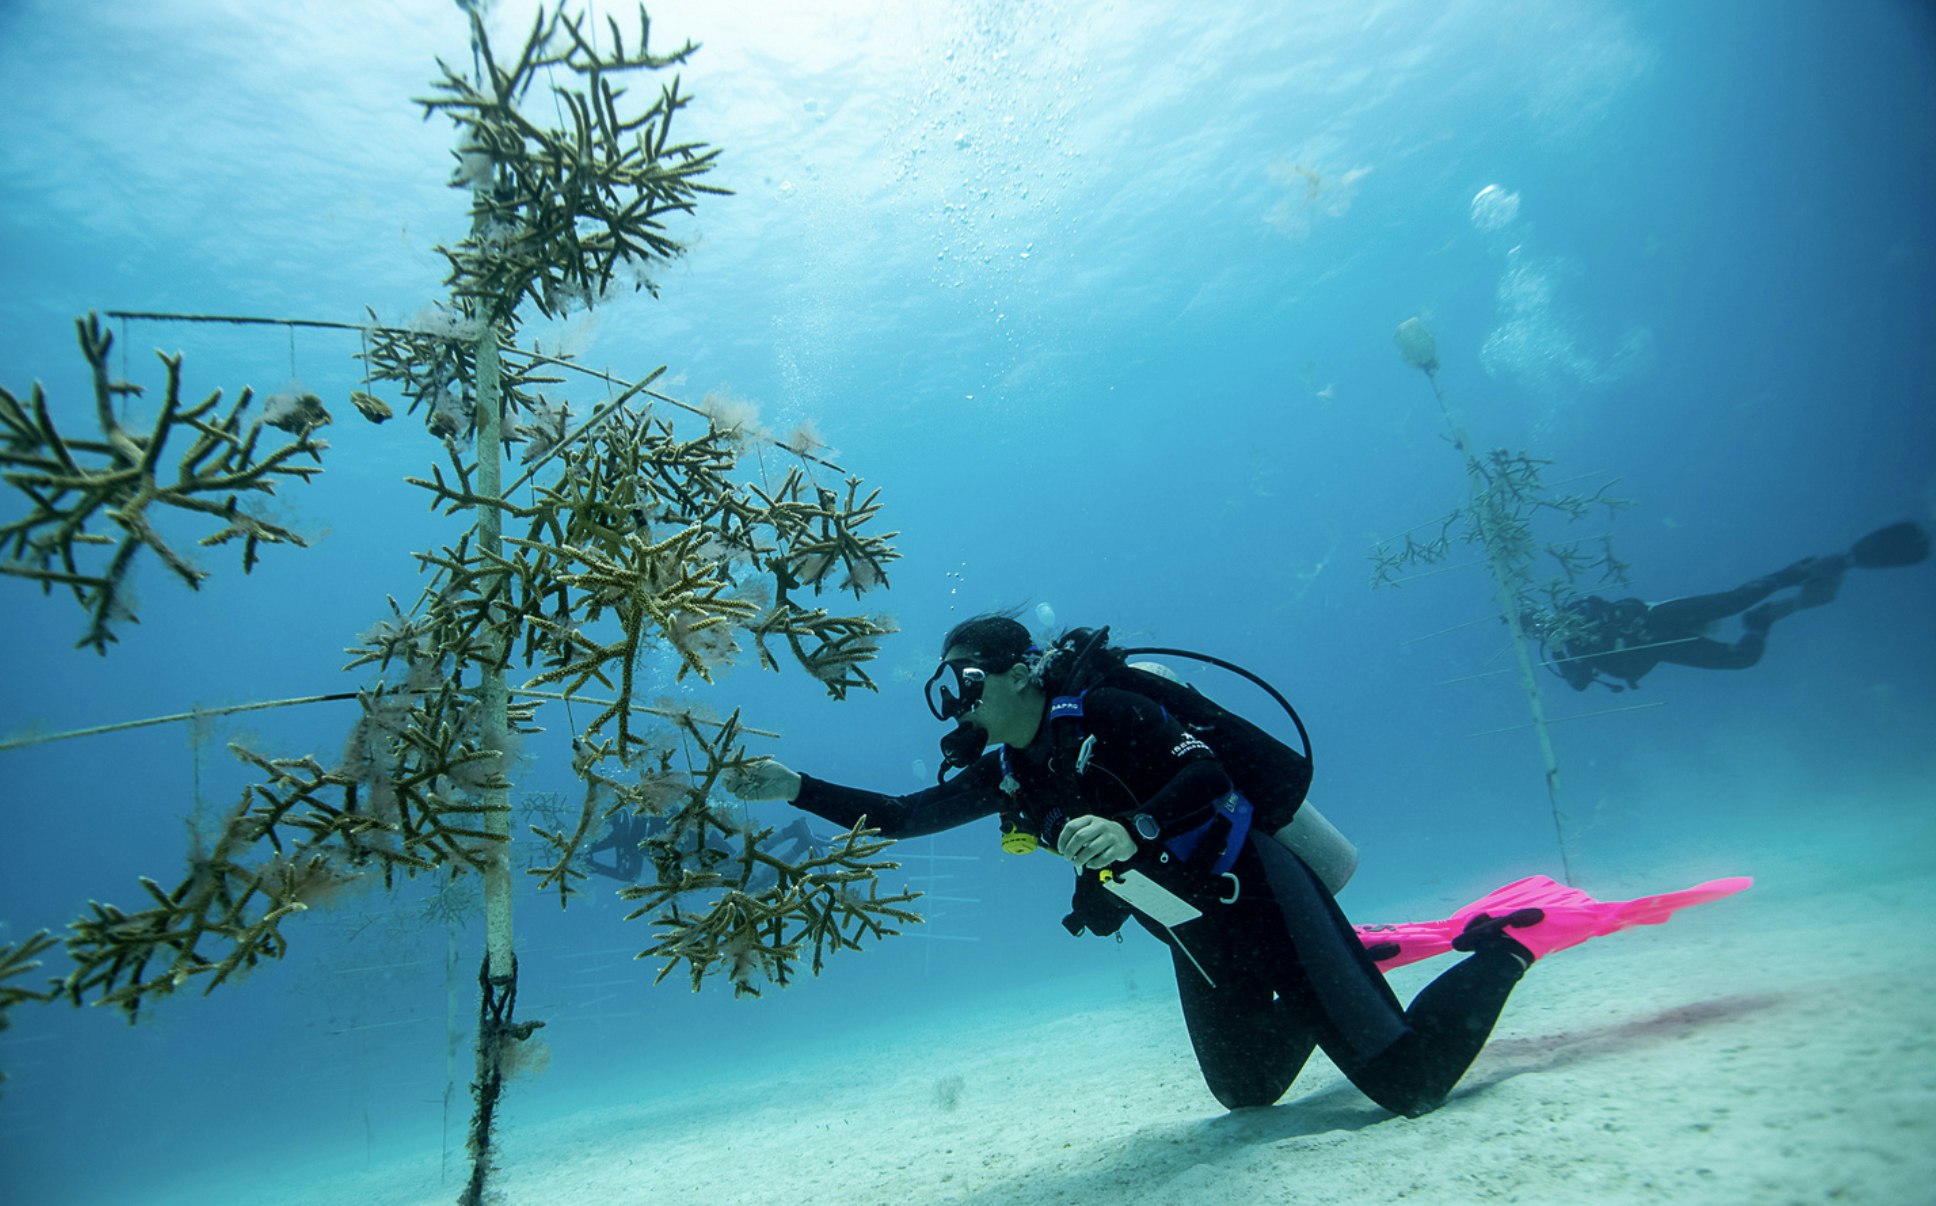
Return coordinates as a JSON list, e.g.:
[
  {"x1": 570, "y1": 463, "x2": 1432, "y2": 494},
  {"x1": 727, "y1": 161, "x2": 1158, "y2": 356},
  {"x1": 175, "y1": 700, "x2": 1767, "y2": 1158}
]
[{"x1": 1470, "y1": 184, "x2": 1521, "y2": 231}]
